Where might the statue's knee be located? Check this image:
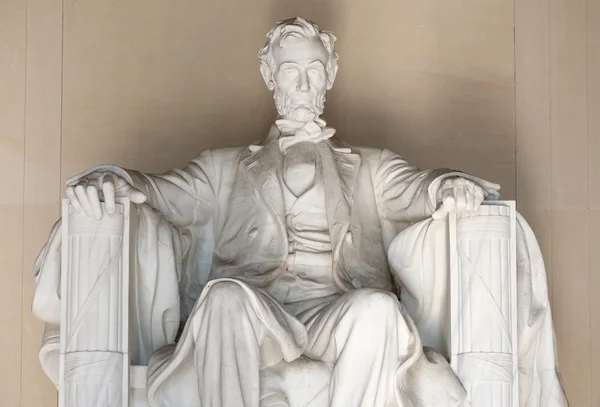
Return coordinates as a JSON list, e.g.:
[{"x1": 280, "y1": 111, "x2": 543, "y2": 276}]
[
  {"x1": 204, "y1": 281, "x2": 248, "y2": 309},
  {"x1": 349, "y1": 288, "x2": 400, "y2": 321}
]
